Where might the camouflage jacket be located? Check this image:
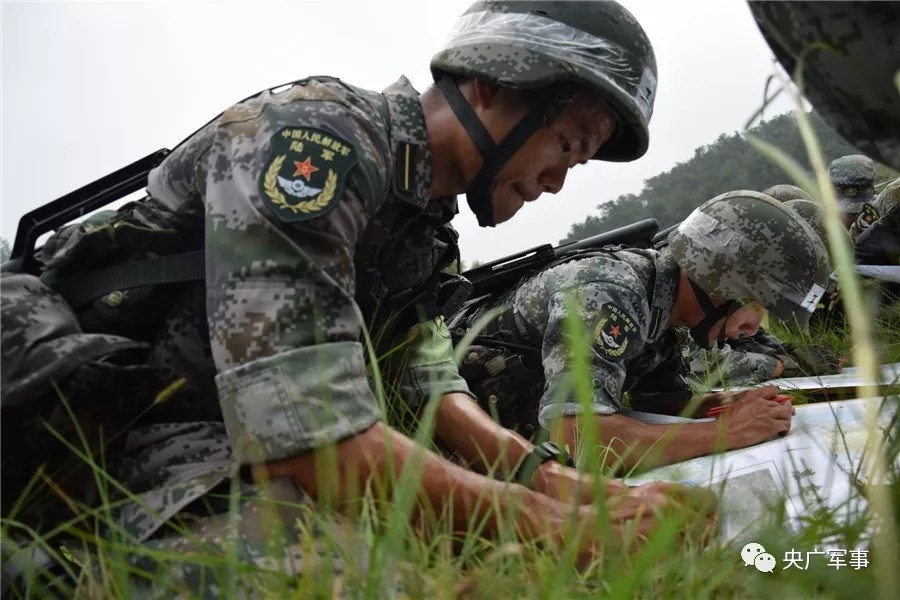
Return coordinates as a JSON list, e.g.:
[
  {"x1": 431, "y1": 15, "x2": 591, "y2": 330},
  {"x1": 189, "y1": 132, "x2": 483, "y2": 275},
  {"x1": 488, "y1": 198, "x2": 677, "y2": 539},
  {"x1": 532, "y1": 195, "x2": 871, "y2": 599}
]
[
  {"x1": 682, "y1": 330, "x2": 780, "y2": 388},
  {"x1": 1, "y1": 75, "x2": 472, "y2": 543},
  {"x1": 453, "y1": 246, "x2": 681, "y2": 434}
]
